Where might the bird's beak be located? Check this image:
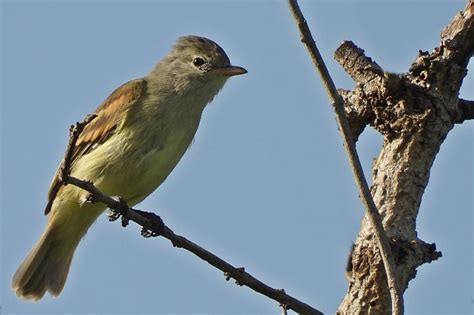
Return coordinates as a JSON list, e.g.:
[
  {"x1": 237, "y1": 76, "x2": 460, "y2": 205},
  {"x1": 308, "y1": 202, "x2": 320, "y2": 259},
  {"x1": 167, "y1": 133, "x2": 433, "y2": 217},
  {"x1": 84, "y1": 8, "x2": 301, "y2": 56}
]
[{"x1": 212, "y1": 65, "x2": 248, "y2": 77}]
